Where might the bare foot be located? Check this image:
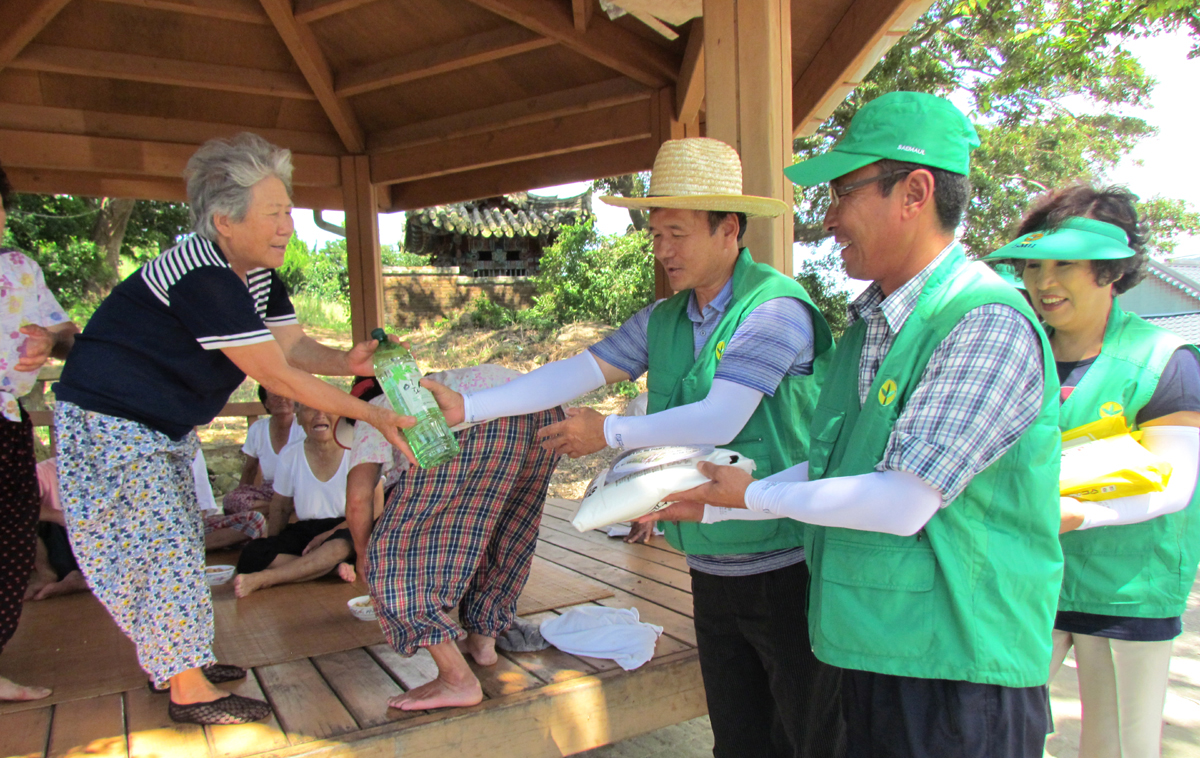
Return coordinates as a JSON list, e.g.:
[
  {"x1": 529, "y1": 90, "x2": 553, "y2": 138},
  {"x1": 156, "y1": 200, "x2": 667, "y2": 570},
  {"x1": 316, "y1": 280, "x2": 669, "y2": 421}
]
[
  {"x1": 387, "y1": 674, "x2": 483, "y2": 711},
  {"x1": 33, "y1": 570, "x2": 88, "y2": 600},
  {"x1": 0, "y1": 675, "x2": 51, "y2": 701},
  {"x1": 457, "y1": 633, "x2": 498, "y2": 666},
  {"x1": 336, "y1": 562, "x2": 355, "y2": 583},
  {"x1": 233, "y1": 573, "x2": 269, "y2": 598}
]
